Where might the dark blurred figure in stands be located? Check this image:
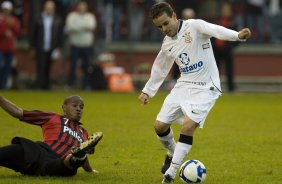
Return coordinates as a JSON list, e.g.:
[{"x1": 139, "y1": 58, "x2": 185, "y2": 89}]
[
  {"x1": 0, "y1": 1, "x2": 20, "y2": 89},
  {"x1": 172, "y1": 0, "x2": 198, "y2": 18},
  {"x1": 266, "y1": 0, "x2": 282, "y2": 44},
  {"x1": 169, "y1": 8, "x2": 196, "y2": 89},
  {"x1": 145, "y1": 0, "x2": 165, "y2": 42},
  {"x1": 230, "y1": 0, "x2": 245, "y2": 31},
  {"x1": 129, "y1": 0, "x2": 146, "y2": 41},
  {"x1": 181, "y1": 8, "x2": 196, "y2": 20},
  {"x1": 65, "y1": 1, "x2": 96, "y2": 90},
  {"x1": 212, "y1": 2, "x2": 238, "y2": 92},
  {"x1": 245, "y1": 0, "x2": 265, "y2": 43},
  {"x1": 100, "y1": 0, "x2": 126, "y2": 42},
  {"x1": 30, "y1": 0, "x2": 63, "y2": 90}
]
